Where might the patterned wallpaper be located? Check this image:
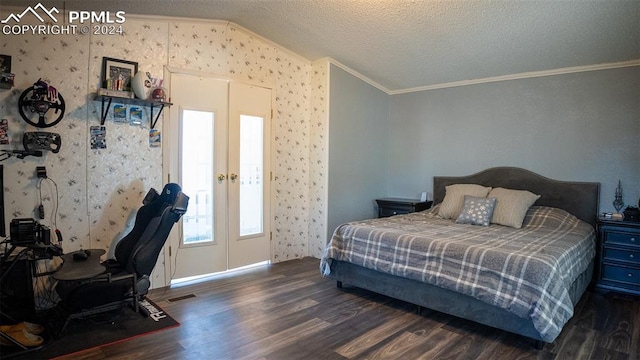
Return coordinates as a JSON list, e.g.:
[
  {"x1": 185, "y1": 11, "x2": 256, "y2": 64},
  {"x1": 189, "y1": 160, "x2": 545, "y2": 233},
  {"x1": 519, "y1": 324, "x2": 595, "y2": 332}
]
[
  {"x1": 309, "y1": 60, "x2": 329, "y2": 258},
  {"x1": 167, "y1": 21, "x2": 315, "y2": 261},
  {"x1": 0, "y1": 9, "x2": 328, "y2": 286},
  {"x1": 0, "y1": 16, "x2": 92, "y2": 249}
]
